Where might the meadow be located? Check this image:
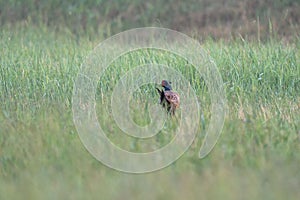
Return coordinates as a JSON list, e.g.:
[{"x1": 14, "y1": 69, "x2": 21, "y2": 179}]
[
  {"x1": 0, "y1": 23, "x2": 299, "y2": 199},
  {"x1": 1, "y1": 0, "x2": 300, "y2": 199}
]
